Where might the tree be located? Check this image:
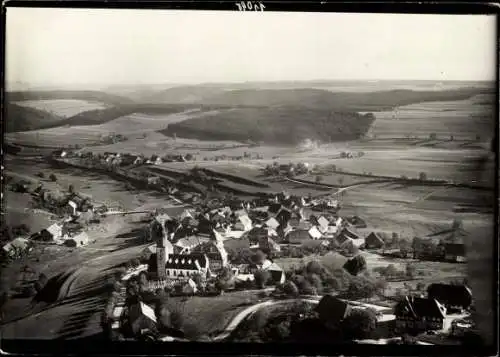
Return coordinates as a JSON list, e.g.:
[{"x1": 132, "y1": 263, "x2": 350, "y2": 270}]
[
  {"x1": 341, "y1": 308, "x2": 377, "y2": 340},
  {"x1": 315, "y1": 175, "x2": 324, "y2": 183},
  {"x1": 418, "y1": 172, "x2": 427, "y2": 181},
  {"x1": 254, "y1": 270, "x2": 271, "y2": 289},
  {"x1": 68, "y1": 185, "x2": 75, "y2": 194},
  {"x1": 185, "y1": 153, "x2": 194, "y2": 161},
  {"x1": 251, "y1": 250, "x2": 267, "y2": 265},
  {"x1": 131, "y1": 258, "x2": 141, "y2": 268},
  {"x1": 452, "y1": 218, "x2": 464, "y2": 231},
  {"x1": 49, "y1": 174, "x2": 57, "y2": 182},
  {"x1": 416, "y1": 282, "x2": 426, "y2": 291},
  {"x1": 375, "y1": 279, "x2": 388, "y2": 296},
  {"x1": 298, "y1": 280, "x2": 315, "y2": 295},
  {"x1": 338, "y1": 177, "x2": 344, "y2": 186},
  {"x1": 383, "y1": 264, "x2": 399, "y2": 279},
  {"x1": 429, "y1": 133, "x2": 437, "y2": 140},
  {"x1": 36, "y1": 172, "x2": 45, "y2": 178},
  {"x1": 306, "y1": 273, "x2": 323, "y2": 294},
  {"x1": 283, "y1": 281, "x2": 300, "y2": 297},
  {"x1": 405, "y1": 264, "x2": 416, "y2": 279},
  {"x1": 450, "y1": 135, "x2": 454, "y2": 141},
  {"x1": 305, "y1": 261, "x2": 323, "y2": 275}
]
